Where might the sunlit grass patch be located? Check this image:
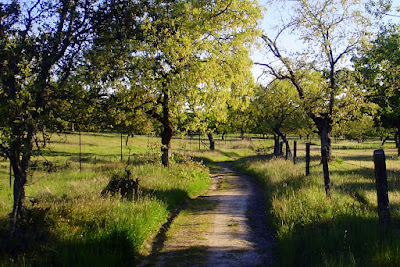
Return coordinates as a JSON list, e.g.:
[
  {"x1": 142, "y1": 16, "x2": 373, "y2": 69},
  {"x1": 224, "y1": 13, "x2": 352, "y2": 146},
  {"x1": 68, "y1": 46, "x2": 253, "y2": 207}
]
[
  {"x1": 0, "y1": 132, "x2": 210, "y2": 265},
  {"x1": 234, "y1": 142, "x2": 400, "y2": 266}
]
